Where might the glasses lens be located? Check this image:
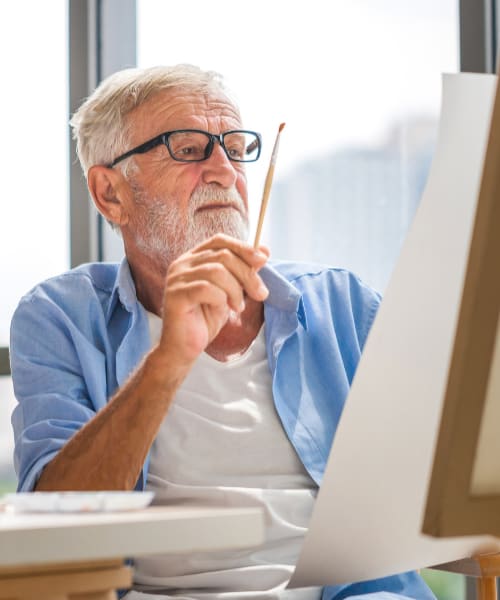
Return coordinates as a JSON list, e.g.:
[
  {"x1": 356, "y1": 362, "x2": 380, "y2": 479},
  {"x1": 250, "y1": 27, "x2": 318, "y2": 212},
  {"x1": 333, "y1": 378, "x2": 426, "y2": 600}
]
[
  {"x1": 168, "y1": 131, "x2": 211, "y2": 162},
  {"x1": 223, "y1": 131, "x2": 260, "y2": 162}
]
